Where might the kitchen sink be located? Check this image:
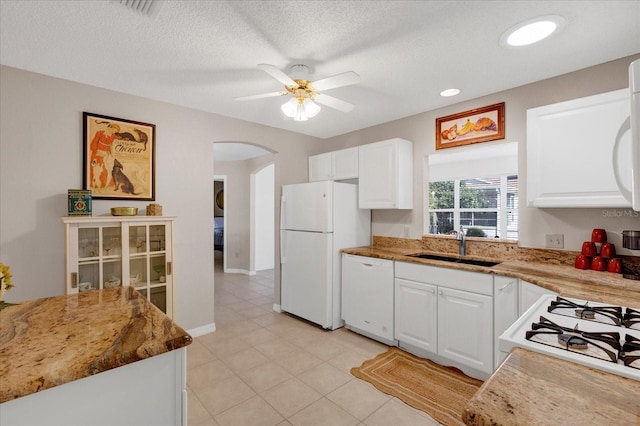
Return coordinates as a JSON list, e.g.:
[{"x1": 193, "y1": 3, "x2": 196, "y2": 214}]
[{"x1": 408, "y1": 253, "x2": 500, "y2": 267}]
